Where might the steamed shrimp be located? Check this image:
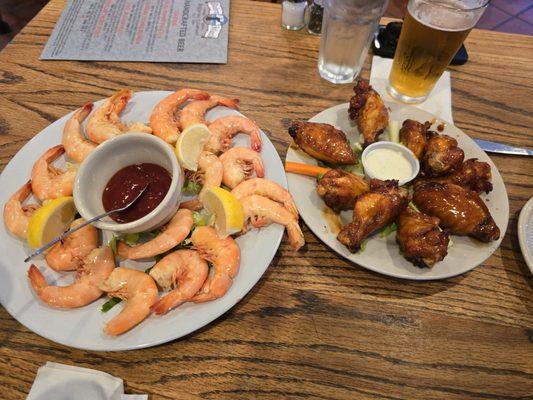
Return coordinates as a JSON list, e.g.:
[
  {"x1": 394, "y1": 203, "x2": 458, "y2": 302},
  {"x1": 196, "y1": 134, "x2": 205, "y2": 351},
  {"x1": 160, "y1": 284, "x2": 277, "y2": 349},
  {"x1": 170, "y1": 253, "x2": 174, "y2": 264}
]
[
  {"x1": 191, "y1": 226, "x2": 240, "y2": 303},
  {"x1": 117, "y1": 209, "x2": 193, "y2": 259},
  {"x1": 240, "y1": 195, "x2": 305, "y2": 251},
  {"x1": 28, "y1": 247, "x2": 115, "y2": 308},
  {"x1": 219, "y1": 147, "x2": 265, "y2": 189},
  {"x1": 86, "y1": 89, "x2": 151, "y2": 144},
  {"x1": 31, "y1": 145, "x2": 77, "y2": 201},
  {"x1": 180, "y1": 151, "x2": 223, "y2": 211},
  {"x1": 150, "y1": 88, "x2": 210, "y2": 144},
  {"x1": 150, "y1": 250, "x2": 208, "y2": 315},
  {"x1": 45, "y1": 218, "x2": 98, "y2": 272},
  {"x1": 3, "y1": 181, "x2": 40, "y2": 239},
  {"x1": 62, "y1": 103, "x2": 97, "y2": 163},
  {"x1": 231, "y1": 178, "x2": 298, "y2": 219},
  {"x1": 99, "y1": 267, "x2": 159, "y2": 336},
  {"x1": 204, "y1": 116, "x2": 262, "y2": 153},
  {"x1": 178, "y1": 96, "x2": 239, "y2": 131}
]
